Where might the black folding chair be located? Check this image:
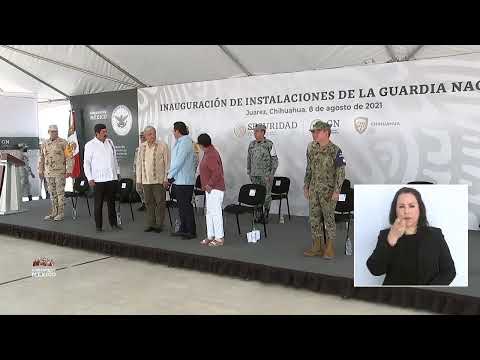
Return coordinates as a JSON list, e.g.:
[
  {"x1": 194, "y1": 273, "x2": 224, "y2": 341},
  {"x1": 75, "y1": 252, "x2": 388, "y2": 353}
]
[
  {"x1": 166, "y1": 185, "x2": 178, "y2": 228},
  {"x1": 271, "y1": 176, "x2": 291, "y2": 222},
  {"x1": 224, "y1": 184, "x2": 268, "y2": 238},
  {"x1": 193, "y1": 175, "x2": 206, "y2": 215},
  {"x1": 116, "y1": 178, "x2": 134, "y2": 221},
  {"x1": 335, "y1": 179, "x2": 354, "y2": 254},
  {"x1": 407, "y1": 181, "x2": 435, "y2": 185},
  {"x1": 65, "y1": 177, "x2": 91, "y2": 220}
]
